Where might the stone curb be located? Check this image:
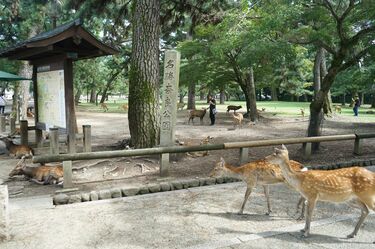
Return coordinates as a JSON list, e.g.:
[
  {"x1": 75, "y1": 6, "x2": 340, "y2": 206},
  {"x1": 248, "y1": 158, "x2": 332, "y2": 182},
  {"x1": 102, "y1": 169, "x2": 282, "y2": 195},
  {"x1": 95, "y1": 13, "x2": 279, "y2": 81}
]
[
  {"x1": 54, "y1": 158, "x2": 375, "y2": 206},
  {"x1": 53, "y1": 177, "x2": 240, "y2": 206}
]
